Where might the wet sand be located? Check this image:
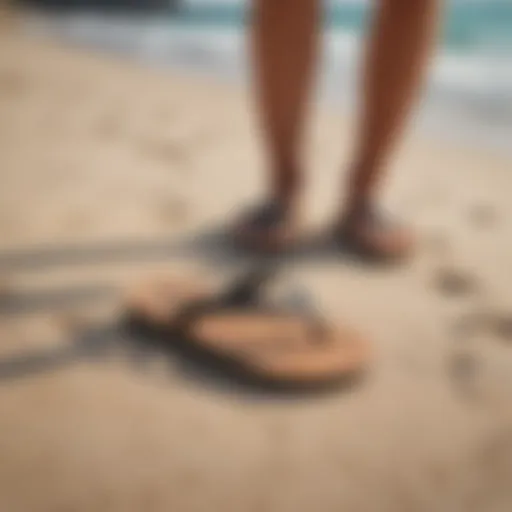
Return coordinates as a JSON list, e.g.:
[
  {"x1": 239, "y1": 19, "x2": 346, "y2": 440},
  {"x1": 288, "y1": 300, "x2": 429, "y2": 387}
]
[{"x1": 1, "y1": 22, "x2": 512, "y2": 512}]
